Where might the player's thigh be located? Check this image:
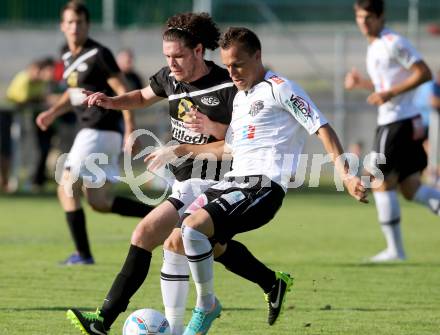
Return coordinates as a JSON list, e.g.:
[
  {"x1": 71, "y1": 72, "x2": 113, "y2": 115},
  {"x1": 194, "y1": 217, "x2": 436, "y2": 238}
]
[
  {"x1": 131, "y1": 200, "x2": 179, "y2": 250},
  {"x1": 168, "y1": 178, "x2": 217, "y2": 217},
  {"x1": 205, "y1": 183, "x2": 285, "y2": 244}
]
